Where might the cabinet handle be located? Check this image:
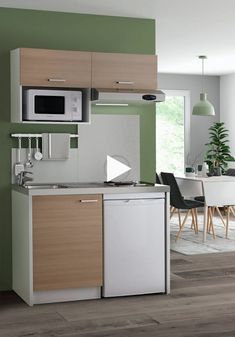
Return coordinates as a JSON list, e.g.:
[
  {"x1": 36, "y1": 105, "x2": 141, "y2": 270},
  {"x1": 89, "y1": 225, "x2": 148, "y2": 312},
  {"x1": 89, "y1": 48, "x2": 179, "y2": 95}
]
[
  {"x1": 115, "y1": 81, "x2": 134, "y2": 85},
  {"x1": 48, "y1": 78, "x2": 66, "y2": 82},
  {"x1": 80, "y1": 199, "x2": 98, "y2": 203}
]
